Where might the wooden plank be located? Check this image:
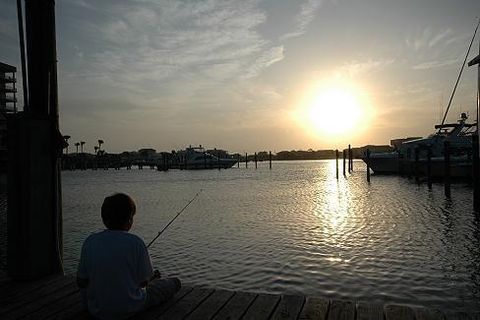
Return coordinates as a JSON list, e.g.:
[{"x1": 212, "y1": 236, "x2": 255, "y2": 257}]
[
  {"x1": 327, "y1": 300, "x2": 355, "y2": 320},
  {"x1": 186, "y1": 289, "x2": 235, "y2": 320},
  {"x1": 242, "y1": 293, "x2": 280, "y2": 320},
  {"x1": 158, "y1": 287, "x2": 214, "y2": 320},
  {"x1": 3, "y1": 280, "x2": 78, "y2": 320},
  {"x1": 270, "y1": 295, "x2": 305, "y2": 320},
  {"x1": 212, "y1": 291, "x2": 257, "y2": 320},
  {"x1": 414, "y1": 307, "x2": 445, "y2": 320},
  {"x1": 356, "y1": 301, "x2": 383, "y2": 320},
  {"x1": 385, "y1": 304, "x2": 415, "y2": 320},
  {"x1": 0, "y1": 276, "x2": 76, "y2": 316},
  {"x1": 21, "y1": 291, "x2": 83, "y2": 320},
  {"x1": 135, "y1": 286, "x2": 194, "y2": 320},
  {"x1": 0, "y1": 274, "x2": 63, "y2": 302},
  {"x1": 445, "y1": 312, "x2": 472, "y2": 320},
  {"x1": 298, "y1": 296, "x2": 329, "y2": 320}
]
